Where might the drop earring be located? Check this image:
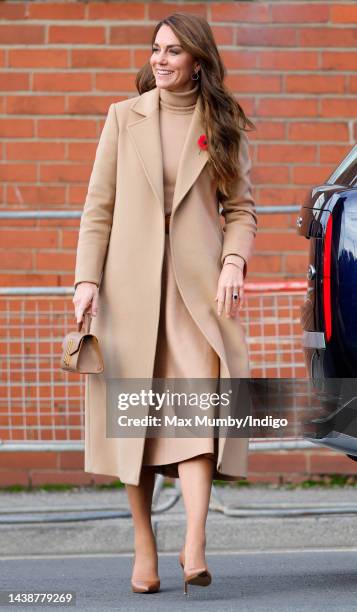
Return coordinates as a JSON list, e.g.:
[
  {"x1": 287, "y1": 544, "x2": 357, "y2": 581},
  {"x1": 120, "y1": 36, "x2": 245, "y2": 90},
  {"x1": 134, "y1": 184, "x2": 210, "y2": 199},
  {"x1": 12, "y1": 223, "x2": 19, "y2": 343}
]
[{"x1": 191, "y1": 69, "x2": 200, "y2": 81}]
